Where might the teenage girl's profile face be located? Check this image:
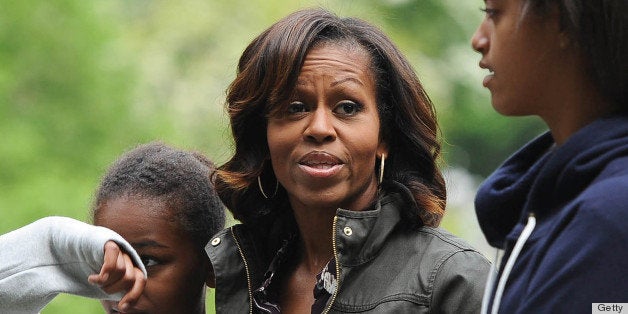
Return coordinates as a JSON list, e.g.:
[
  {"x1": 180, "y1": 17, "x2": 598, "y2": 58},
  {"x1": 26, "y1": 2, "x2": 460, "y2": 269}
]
[
  {"x1": 471, "y1": 0, "x2": 566, "y2": 117},
  {"x1": 94, "y1": 195, "x2": 210, "y2": 314}
]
